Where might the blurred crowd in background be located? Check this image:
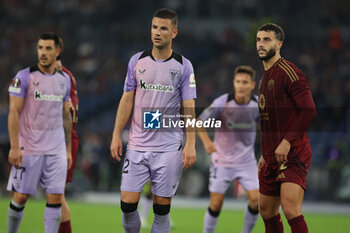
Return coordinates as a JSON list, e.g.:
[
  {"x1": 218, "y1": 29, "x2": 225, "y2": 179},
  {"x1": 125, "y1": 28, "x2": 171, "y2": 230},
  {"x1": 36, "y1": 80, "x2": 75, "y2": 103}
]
[{"x1": 0, "y1": 0, "x2": 349, "y2": 201}]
